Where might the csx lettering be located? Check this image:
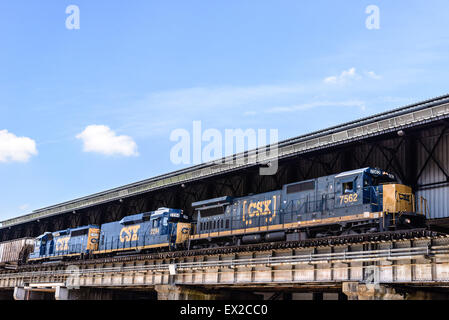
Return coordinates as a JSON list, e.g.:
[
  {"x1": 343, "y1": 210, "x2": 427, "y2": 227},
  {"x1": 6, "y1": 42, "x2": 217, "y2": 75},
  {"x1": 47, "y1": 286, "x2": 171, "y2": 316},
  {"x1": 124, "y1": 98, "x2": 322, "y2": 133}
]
[
  {"x1": 399, "y1": 193, "x2": 411, "y2": 202},
  {"x1": 120, "y1": 225, "x2": 140, "y2": 242},
  {"x1": 247, "y1": 200, "x2": 271, "y2": 217},
  {"x1": 339, "y1": 193, "x2": 358, "y2": 205},
  {"x1": 56, "y1": 237, "x2": 70, "y2": 251},
  {"x1": 225, "y1": 304, "x2": 268, "y2": 315}
]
